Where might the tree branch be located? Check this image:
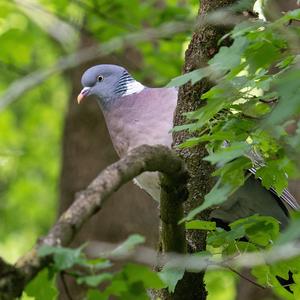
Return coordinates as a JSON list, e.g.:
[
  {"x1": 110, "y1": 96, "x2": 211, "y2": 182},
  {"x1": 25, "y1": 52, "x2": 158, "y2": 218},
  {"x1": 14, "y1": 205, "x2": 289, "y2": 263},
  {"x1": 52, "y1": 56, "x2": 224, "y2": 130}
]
[
  {"x1": 86, "y1": 239, "x2": 300, "y2": 276},
  {"x1": 0, "y1": 145, "x2": 187, "y2": 299}
]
